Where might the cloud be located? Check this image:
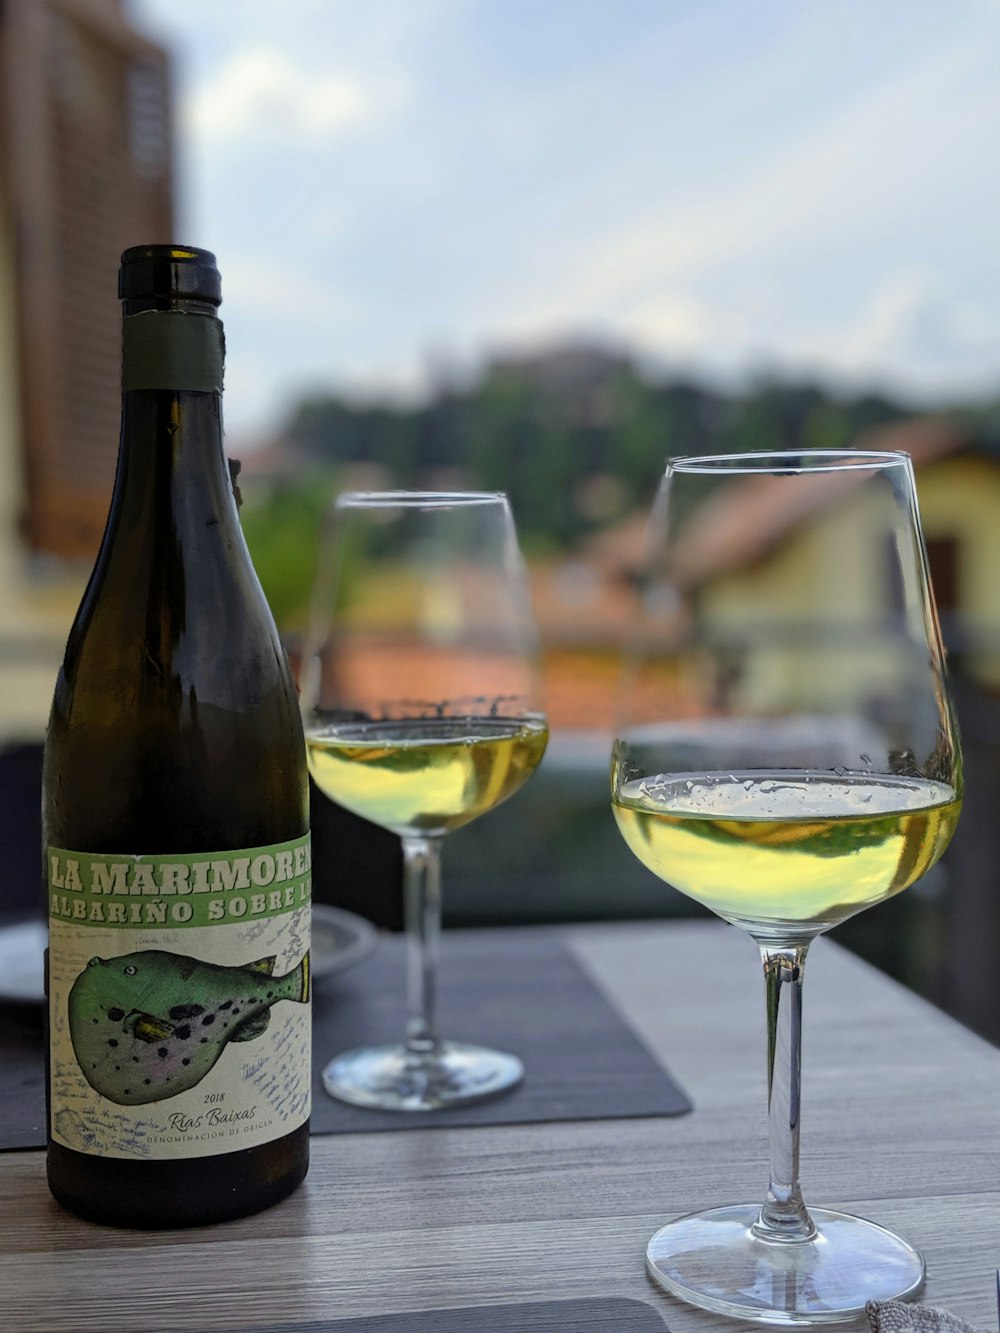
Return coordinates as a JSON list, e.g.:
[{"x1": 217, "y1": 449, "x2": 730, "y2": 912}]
[
  {"x1": 792, "y1": 271, "x2": 1000, "y2": 400},
  {"x1": 480, "y1": 9, "x2": 1000, "y2": 331},
  {"x1": 184, "y1": 47, "x2": 403, "y2": 148},
  {"x1": 217, "y1": 247, "x2": 356, "y2": 325},
  {"x1": 133, "y1": 0, "x2": 1000, "y2": 429},
  {"x1": 455, "y1": 8, "x2": 1000, "y2": 406}
]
